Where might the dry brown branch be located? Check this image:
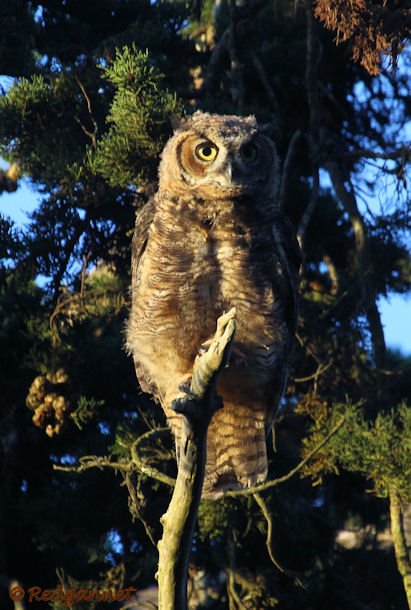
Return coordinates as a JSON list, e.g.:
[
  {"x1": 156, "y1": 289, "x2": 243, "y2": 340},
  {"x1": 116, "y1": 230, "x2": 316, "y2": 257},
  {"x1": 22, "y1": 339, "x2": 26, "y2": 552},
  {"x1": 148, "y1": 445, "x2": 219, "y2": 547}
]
[
  {"x1": 296, "y1": 331, "x2": 328, "y2": 368},
  {"x1": 314, "y1": 0, "x2": 411, "y2": 75}
]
